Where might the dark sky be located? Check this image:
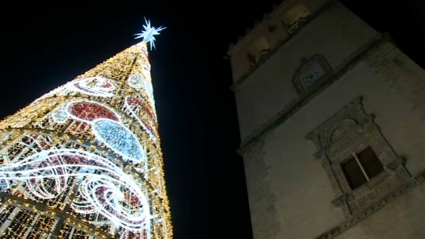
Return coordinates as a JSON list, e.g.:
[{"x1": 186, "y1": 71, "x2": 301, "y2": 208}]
[{"x1": 1, "y1": 0, "x2": 424, "y2": 238}]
